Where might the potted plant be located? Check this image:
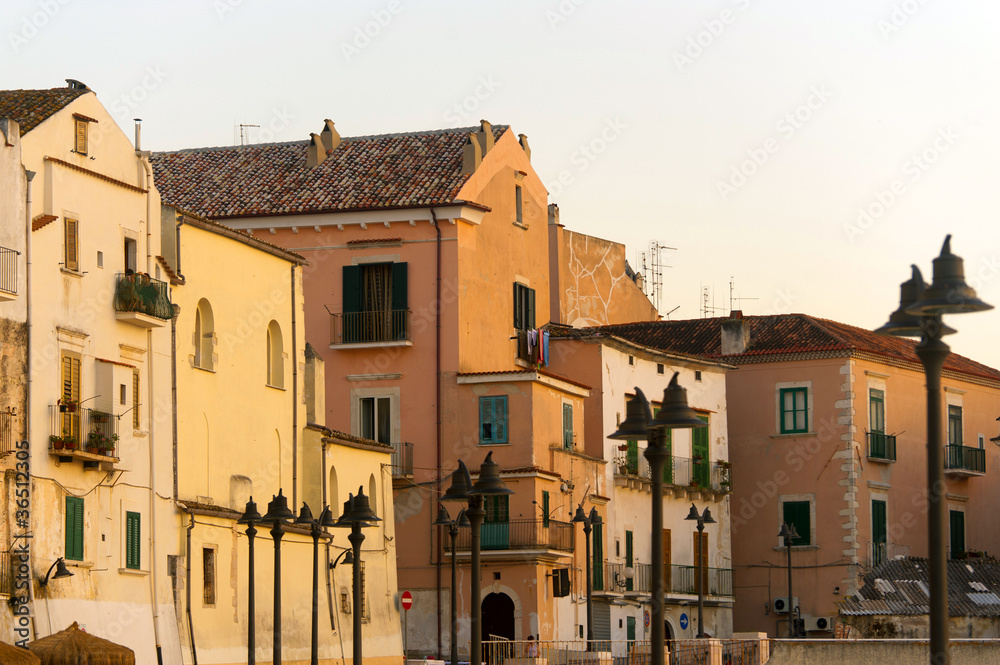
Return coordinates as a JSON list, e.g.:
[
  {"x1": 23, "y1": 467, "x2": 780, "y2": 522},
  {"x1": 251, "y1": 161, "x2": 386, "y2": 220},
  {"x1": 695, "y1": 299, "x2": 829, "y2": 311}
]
[
  {"x1": 62, "y1": 436, "x2": 77, "y2": 451},
  {"x1": 86, "y1": 431, "x2": 104, "y2": 453},
  {"x1": 58, "y1": 399, "x2": 78, "y2": 413},
  {"x1": 49, "y1": 434, "x2": 64, "y2": 450},
  {"x1": 90, "y1": 410, "x2": 110, "y2": 424},
  {"x1": 103, "y1": 433, "x2": 119, "y2": 456}
]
